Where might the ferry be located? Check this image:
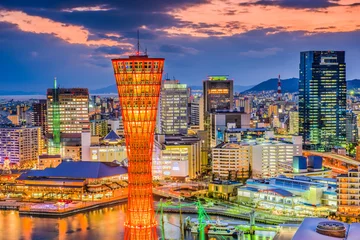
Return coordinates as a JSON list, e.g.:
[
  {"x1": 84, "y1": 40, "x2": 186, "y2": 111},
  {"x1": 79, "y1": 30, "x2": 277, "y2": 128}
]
[{"x1": 189, "y1": 217, "x2": 238, "y2": 236}]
